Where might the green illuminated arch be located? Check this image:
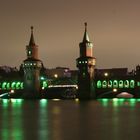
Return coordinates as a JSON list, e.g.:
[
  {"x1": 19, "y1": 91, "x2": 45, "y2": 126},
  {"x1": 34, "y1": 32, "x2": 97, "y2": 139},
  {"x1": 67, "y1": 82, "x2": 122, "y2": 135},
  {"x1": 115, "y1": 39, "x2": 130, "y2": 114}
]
[
  {"x1": 16, "y1": 82, "x2": 21, "y2": 89},
  {"x1": 21, "y1": 82, "x2": 24, "y2": 89},
  {"x1": 113, "y1": 80, "x2": 118, "y2": 88},
  {"x1": 11, "y1": 82, "x2": 16, "y2": 89},
  {"x1": 124, "y1": 80, "x2": 129, "y2": 88},
  {"x1": 102, "y1": 80, "x2": 107, "y2": 88},
  {"x1": 2, "y1": 82, "x2": 7, "y2": 90},
  {"x1": 130, "y1": 80, "x2": 135, "y2": 88},
  {"x1": 42, "y1": 81, "x2": 48, "y2": 88},
  {"x1": 108, "y1": 80, "x2": 112, "y2": 88},
  {"x1": 6, "y1": 82, "x2": 10, "y2": 90},
  {"x1": 119, "y1": 80, "x2": 124, "y2": 88},
  {"x1": 97, "y1": 80, "x2": 102, "y2": 88}
]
